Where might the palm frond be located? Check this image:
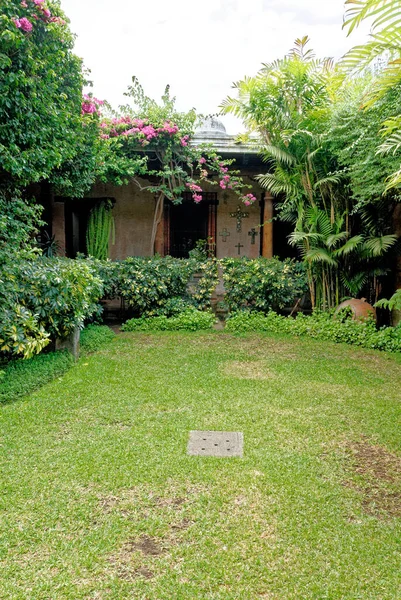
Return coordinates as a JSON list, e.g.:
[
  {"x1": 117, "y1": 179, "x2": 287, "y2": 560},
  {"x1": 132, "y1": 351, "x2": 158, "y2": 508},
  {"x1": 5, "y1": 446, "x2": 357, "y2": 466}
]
[
  {"x1": 363, "y1": 234, "x2": 398, "y2": 256},
  {"x1": 384, "y1": 164, "x2": 401, "y2": 189},
  {"x1": 288, "y1": 231, "x2": 323, "y2": 246},
  {"x1": 334, "y1": 234, "x2": 364, "y2": 256},
  {"x1": 261, "y1": 145, "x2": 296, "y2": 165},
  {"x1": 343, "y1": 0, "x2": 401, "y2": 36},
  {"x1": 378, "y1": 131, "x2": 401, "y2": 155},
  {"x1": 256, "y1": 173, "x2": 298, "y2": 196},
  {"x1": 341, "y1": 271, "x2": 368, "y2": 296},
  {"x1": 304, "y1": 248, "x2": 337, "y2": 266},
  {"x1": 326, "y1": 231, "x2": 349, "y2": 248},
  {"x1": 314, "y1": 174, "x2": 344, "y2": 188}
]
